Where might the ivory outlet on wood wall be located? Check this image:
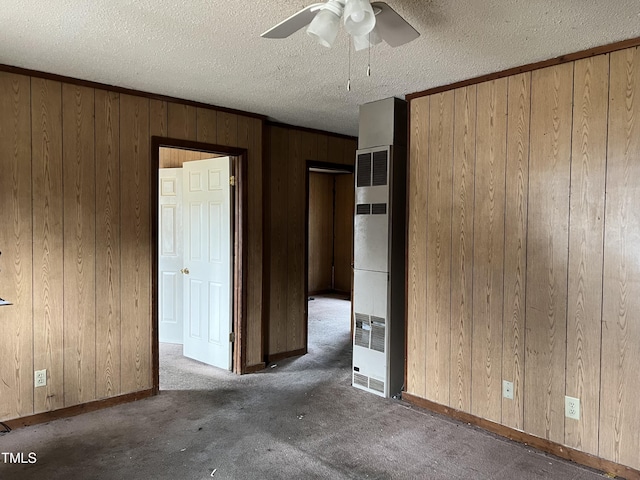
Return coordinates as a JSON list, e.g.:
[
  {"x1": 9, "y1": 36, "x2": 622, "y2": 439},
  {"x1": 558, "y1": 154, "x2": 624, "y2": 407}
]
[
  {"x1": 565, "y1": 396, "x2": 580, "y2": 420},
  {"x1": 502, "y1": 380, "x2": 514, "y2": 400},
  {"x1": 35, "y1": 369, "x2": 47, "y2": 388}
]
